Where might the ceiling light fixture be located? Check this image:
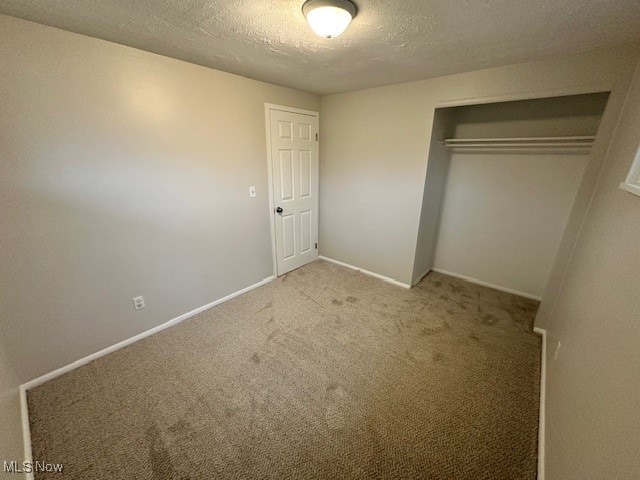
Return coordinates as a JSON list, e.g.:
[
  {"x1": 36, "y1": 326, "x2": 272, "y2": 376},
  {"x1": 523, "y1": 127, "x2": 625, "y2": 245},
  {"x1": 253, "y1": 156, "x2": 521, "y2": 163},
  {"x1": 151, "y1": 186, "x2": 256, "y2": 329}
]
[{"x1": 302, "y1": 0, "x2": 357, "y2": 39}]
